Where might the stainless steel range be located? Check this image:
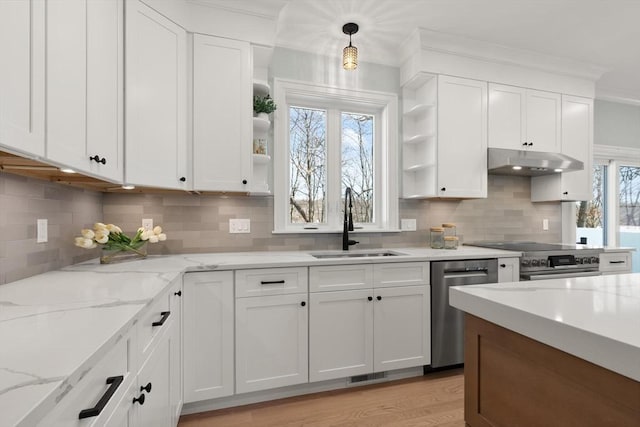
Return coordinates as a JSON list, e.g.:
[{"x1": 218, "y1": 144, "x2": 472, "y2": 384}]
[{"x1": 465, "y1": 241, "x2": 604, "y2": 280}]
